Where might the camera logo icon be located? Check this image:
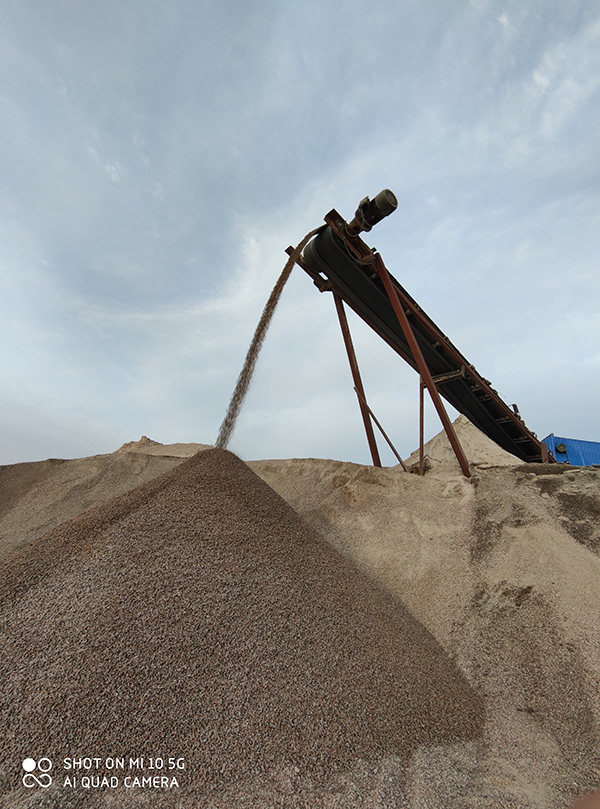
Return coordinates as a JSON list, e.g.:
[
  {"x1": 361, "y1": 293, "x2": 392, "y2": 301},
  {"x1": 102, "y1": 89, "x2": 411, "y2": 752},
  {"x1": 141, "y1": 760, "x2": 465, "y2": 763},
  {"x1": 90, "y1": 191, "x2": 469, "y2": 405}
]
[{"x1": 22, "y1": 758, "x2": 53, "y2": 788}]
